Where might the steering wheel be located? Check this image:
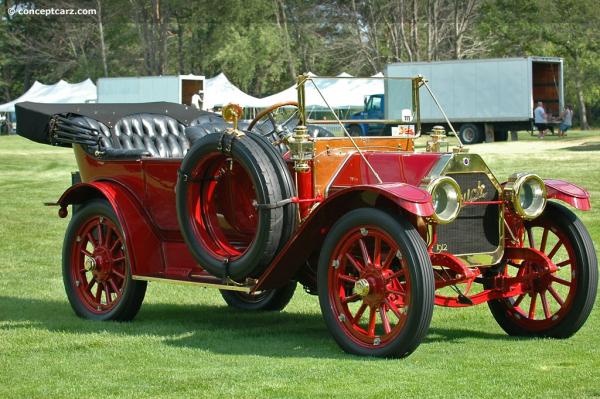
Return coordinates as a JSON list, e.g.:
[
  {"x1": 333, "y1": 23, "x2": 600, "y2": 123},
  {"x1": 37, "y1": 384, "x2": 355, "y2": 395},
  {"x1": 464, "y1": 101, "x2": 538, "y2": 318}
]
[{"x1": 248, "y1": 101, "x2": 299, "y2": 142}]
